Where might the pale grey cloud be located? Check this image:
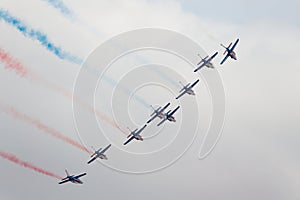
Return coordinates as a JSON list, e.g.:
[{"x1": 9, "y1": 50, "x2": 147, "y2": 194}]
[{"x1": 0, "y1": 0, "x2": 299, "y2": 199}]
